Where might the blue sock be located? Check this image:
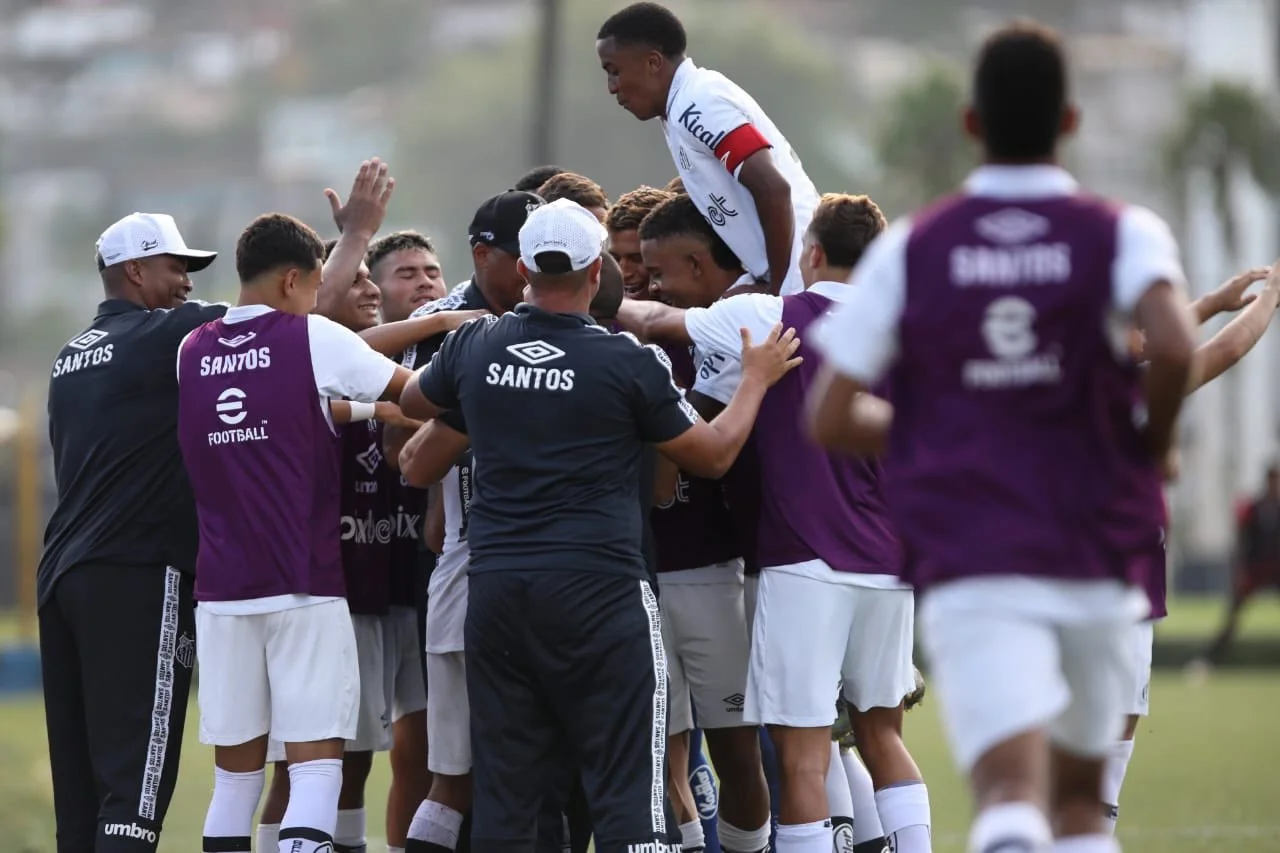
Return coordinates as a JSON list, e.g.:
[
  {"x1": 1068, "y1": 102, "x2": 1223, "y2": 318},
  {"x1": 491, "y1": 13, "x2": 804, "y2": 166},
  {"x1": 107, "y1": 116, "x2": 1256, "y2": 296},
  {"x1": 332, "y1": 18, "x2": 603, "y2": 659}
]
[
  {"x1": 758, "y1": 727, "x2": 781, "y2": 850},
  {"x1": 688, "y1": 729, "x2": 722, "y2": 853}
]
